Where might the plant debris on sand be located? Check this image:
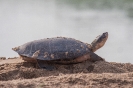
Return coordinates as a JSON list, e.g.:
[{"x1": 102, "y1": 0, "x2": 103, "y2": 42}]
[{"x1": 0, "y1": 58, "x2": 133, "y2": 88}]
